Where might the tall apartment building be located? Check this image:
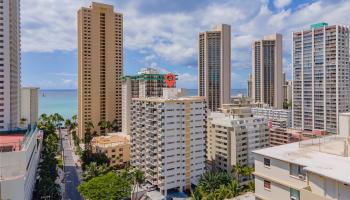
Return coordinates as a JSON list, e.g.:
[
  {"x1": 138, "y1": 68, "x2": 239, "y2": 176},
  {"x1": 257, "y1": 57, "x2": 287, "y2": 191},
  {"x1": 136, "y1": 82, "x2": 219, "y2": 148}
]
[
  {"x1": 122, "y1": 68, "x2": 173, "y2": 134},
  {"x1": 247, "y1": 74, "x2": 252, "y2": 98},
  {"x1": 207, "y1": 107, "x2": 269, "y2": 184},
  {"x1": 130, "y1": 88, "x2": 206, "y2": 196},
  {"x1": 293, "y1": 23, "x2": 350, "y2": 133},
  {"x1": 0, "y1": 0, "x2": 20, "y2": 130},
  {"x1": 20, "y1": 87, "x2": 39, "y2": 127},
  {"x1": 198, "y1": 24, "x2": 231, "y2": 111},
  {"x1": 252, "y1": 34, "x2": 283, "y2": 108},
  {"x1": 77, "y1": 2, "x2": 123, "y2": 138},
  {"x1": 254, "y1": 135, "x2": 350, "y2": 200}
]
